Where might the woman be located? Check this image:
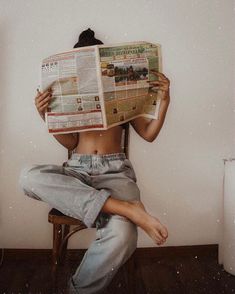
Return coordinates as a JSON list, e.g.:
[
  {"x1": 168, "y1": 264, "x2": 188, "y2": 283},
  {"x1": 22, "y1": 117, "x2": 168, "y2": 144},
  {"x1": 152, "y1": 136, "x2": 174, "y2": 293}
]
[{"x1": 20, "y1": 28, "x2": 170, "y2": 294}]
